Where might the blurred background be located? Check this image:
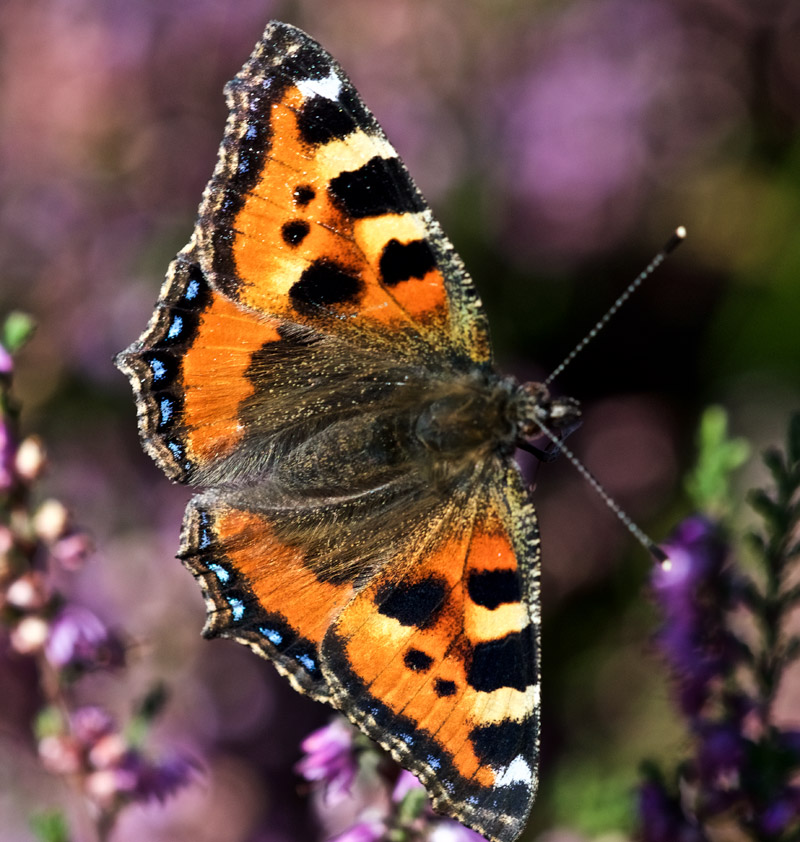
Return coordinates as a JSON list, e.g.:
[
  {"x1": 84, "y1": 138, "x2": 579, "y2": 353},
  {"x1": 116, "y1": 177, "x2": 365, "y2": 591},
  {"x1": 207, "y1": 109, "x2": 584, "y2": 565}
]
[{"x1": 1, "y1": 0, "x2": 799, "y2": 839}]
